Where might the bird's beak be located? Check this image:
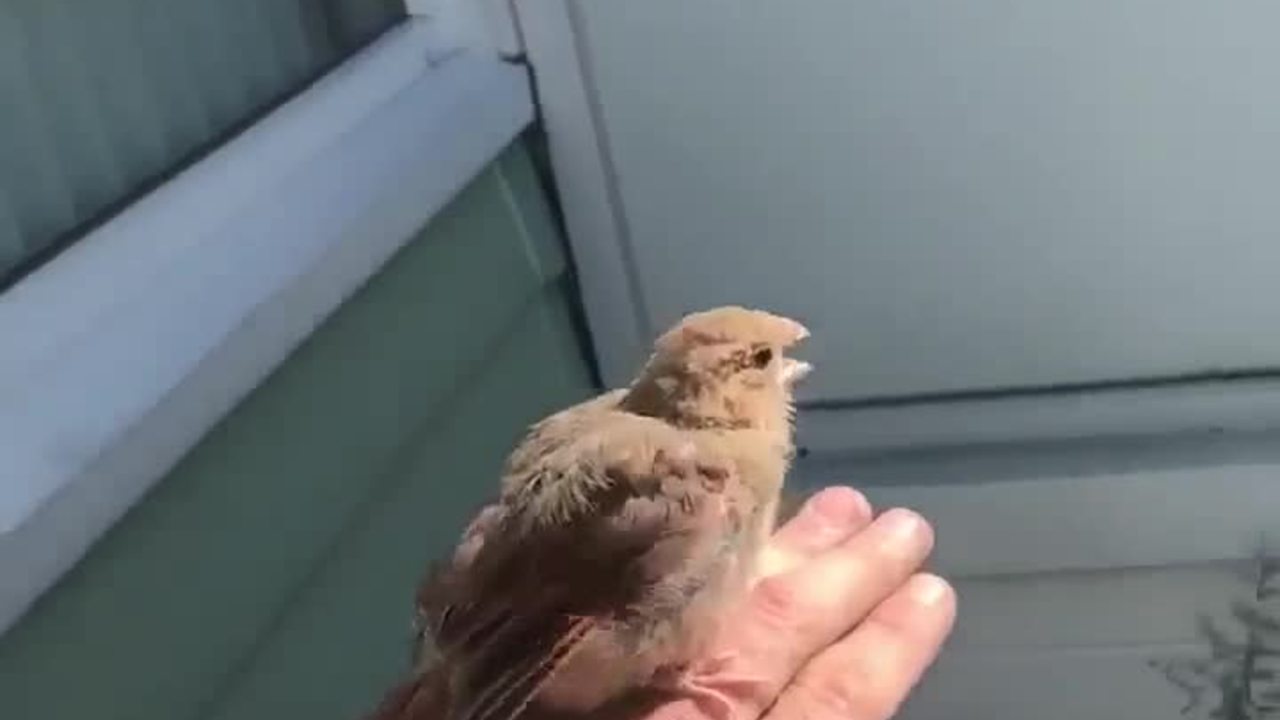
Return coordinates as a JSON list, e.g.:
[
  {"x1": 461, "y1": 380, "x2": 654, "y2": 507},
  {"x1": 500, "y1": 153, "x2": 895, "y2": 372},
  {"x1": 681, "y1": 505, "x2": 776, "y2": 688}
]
[
  {"x1": 781, "y1": 358, "x2": 813, "y2": 385},
  {"x1": 776, "y1": 317, "x2": 811, "y2": 385},
  {"x1": 783, "y1": 320, "x2": 810, "y2": 348}
]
